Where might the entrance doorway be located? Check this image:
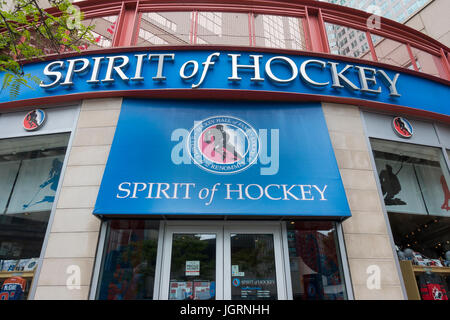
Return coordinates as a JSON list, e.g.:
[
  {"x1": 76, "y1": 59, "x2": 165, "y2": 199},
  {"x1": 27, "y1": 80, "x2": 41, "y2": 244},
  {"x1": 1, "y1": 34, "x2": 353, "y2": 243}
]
[{"x1": 158, "y1": 222, "x2": 288, "y2": 300}]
